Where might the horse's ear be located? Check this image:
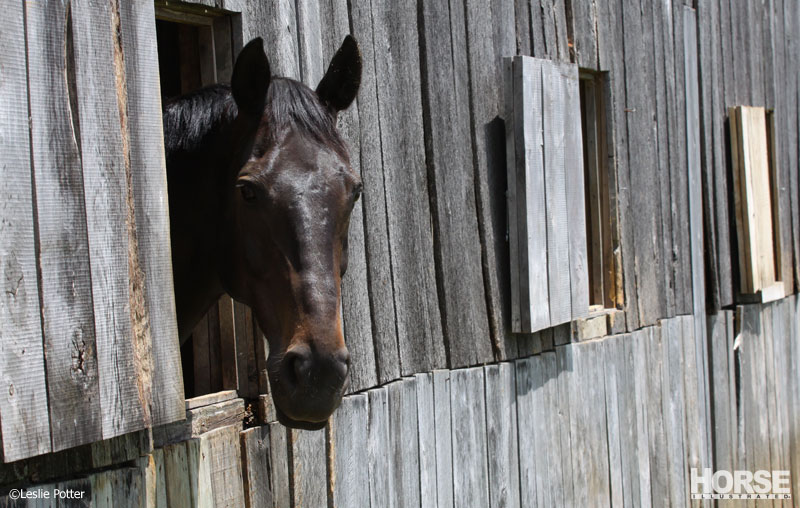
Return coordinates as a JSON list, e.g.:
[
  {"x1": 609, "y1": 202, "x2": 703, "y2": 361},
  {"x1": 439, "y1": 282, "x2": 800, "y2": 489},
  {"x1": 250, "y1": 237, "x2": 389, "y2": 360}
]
[
  {"x1": 231, "y1": 38, "x2": 271, "y2": 115},
  {"x1": 316, "y1": 35, "x2": 361, "y2": 113}
]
